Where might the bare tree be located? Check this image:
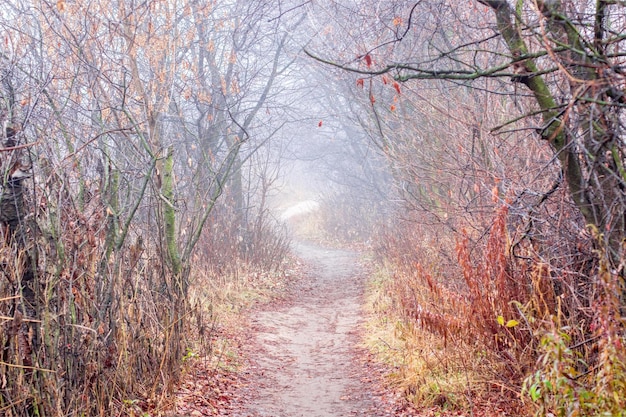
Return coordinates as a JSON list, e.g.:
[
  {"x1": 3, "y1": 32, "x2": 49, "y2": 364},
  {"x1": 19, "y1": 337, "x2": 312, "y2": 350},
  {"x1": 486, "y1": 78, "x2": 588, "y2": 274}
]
[
  {"x1": 306, "y1": 0, "x2": 626, "y2": 278},
  {"x1": 0, "y1": 0, "x2": 298, "y2": 414}
]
